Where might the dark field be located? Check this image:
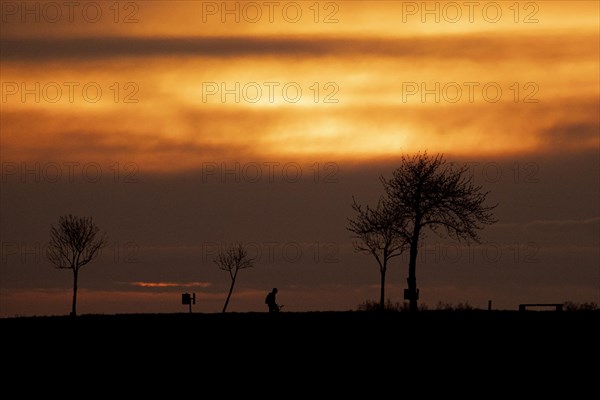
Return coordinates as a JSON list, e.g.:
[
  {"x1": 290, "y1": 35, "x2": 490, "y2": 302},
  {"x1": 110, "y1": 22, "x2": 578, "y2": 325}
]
[
  {"x1": 3, "y1": 310, "x2": 598, "y2": 345},
  {"x1": 2, "y1": 311, "x2": 598, "y2": 385}
]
